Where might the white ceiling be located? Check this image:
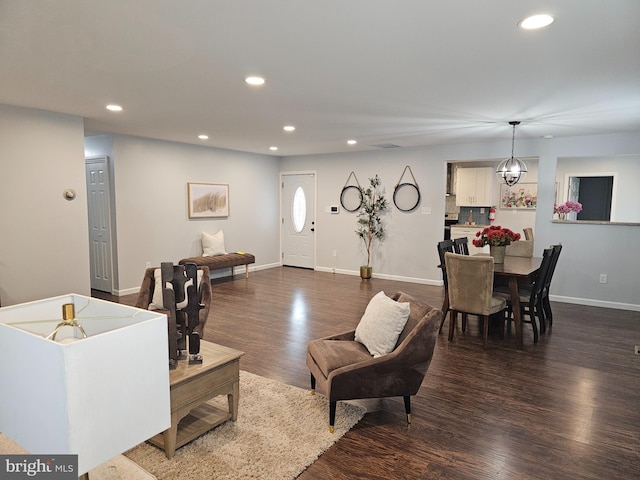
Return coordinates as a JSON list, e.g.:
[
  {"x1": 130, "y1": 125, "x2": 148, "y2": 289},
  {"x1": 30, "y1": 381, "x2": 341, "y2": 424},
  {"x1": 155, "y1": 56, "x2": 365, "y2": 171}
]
[{"x1": 2, "y1": 0, "x2": 639, "y2": 156}]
